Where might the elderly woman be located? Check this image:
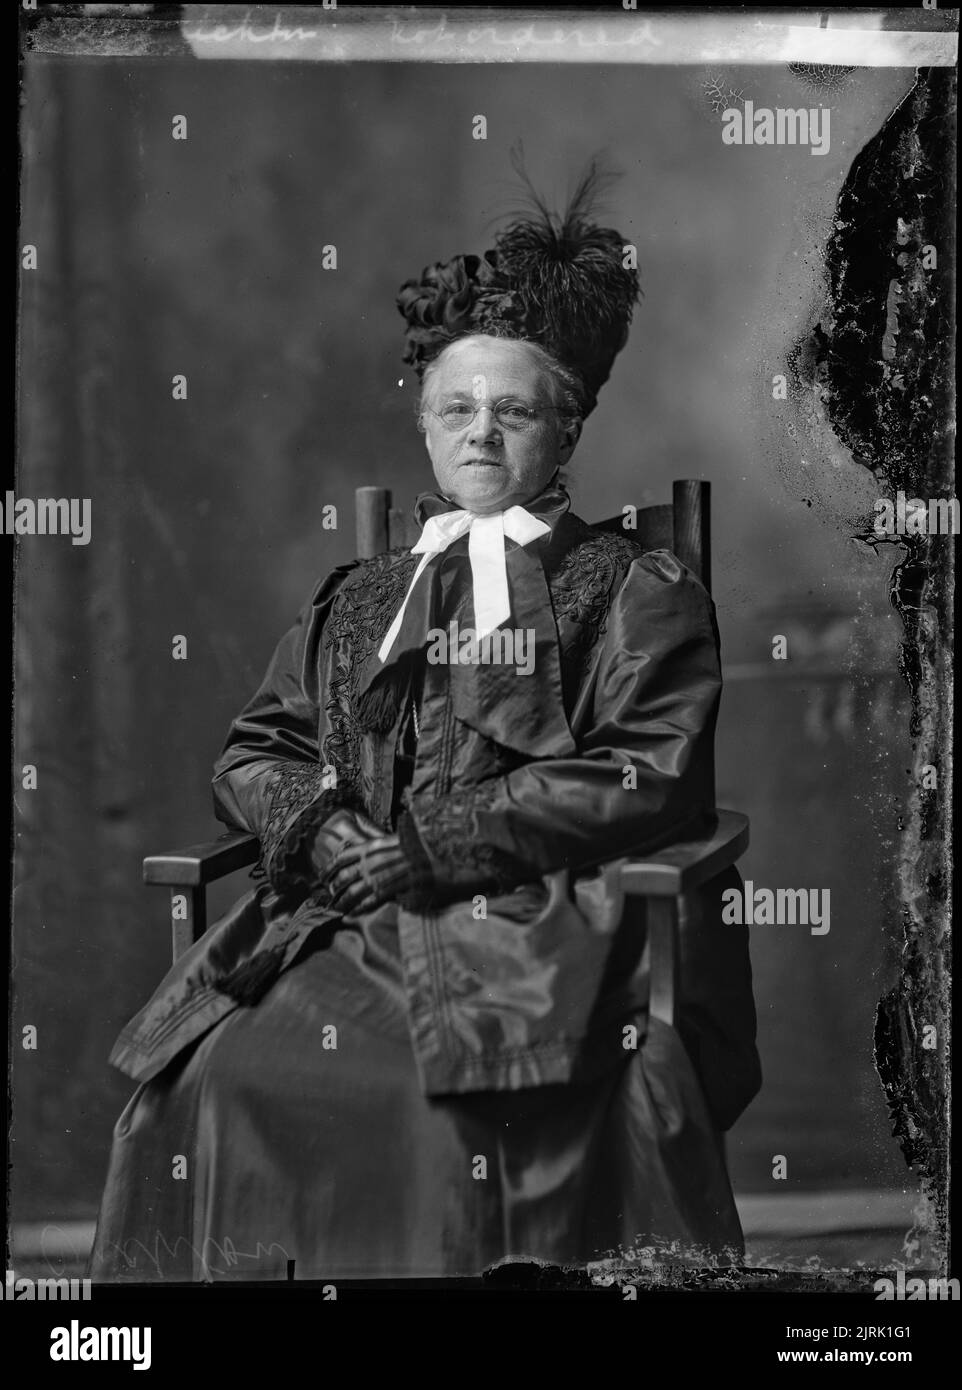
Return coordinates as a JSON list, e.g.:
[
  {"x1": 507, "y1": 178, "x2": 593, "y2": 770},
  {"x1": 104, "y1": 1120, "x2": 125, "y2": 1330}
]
[{"x1": 89, "y1": 171, "x2": 760, "y2": 1281}]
